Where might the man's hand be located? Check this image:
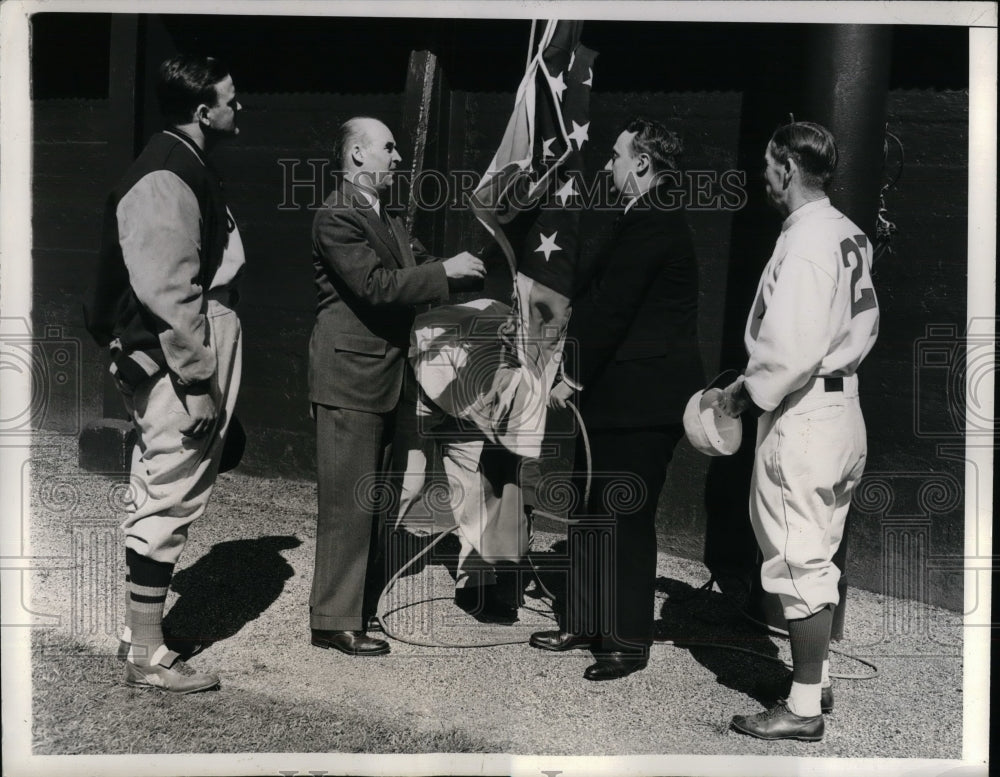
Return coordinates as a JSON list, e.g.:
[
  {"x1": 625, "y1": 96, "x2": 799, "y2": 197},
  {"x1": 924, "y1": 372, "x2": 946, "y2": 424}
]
[
  {"x1": 442, "y1": 251, "x2": 486, "y2": 281},
  {"x1": 181, "y1": 391, "x2": 217, "y2": 437},
  {"x1": 715, "y1": 377, "x2": 750, "y2": 418},
  {"x1": 549, "y1": 380, "x2": 575, "y2": 410}
]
